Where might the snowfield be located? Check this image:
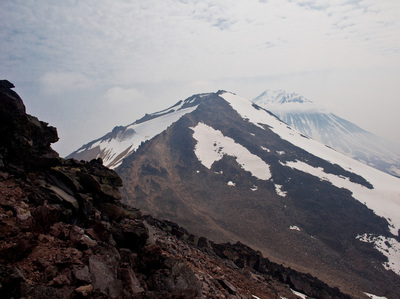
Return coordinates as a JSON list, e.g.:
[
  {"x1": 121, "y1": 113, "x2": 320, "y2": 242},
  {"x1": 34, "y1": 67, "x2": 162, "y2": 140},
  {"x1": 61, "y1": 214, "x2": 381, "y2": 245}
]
[{"x1": 190, "y1": 122, "x2": 272, "y2": 181}]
